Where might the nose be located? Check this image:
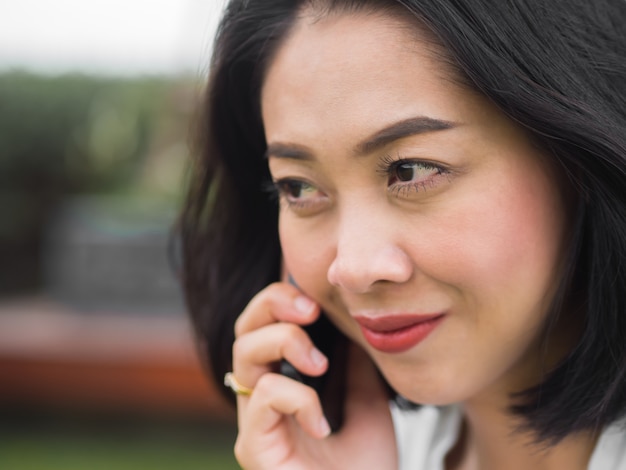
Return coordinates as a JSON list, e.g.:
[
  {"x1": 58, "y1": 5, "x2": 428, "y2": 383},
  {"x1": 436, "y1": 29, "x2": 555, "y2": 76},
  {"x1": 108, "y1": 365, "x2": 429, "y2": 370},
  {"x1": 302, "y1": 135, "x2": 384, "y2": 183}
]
[{"x1": 327, "y1": 203, "x2": 413, "y2": 294}]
